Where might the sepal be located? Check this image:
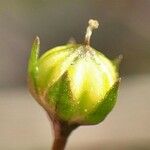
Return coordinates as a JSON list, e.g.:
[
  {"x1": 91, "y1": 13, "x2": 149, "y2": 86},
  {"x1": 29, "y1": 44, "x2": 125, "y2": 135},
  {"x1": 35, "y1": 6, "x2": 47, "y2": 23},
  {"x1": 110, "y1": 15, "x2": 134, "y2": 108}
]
[
  {"x1": 85, "y1": 78, "x2": 121, "y2": 125},
  {"x1": 113, "y1": 55, "x2": 123, "y2": 71},
  {"x1": 28, "y1": 36, "x2": 40, "y2": 92}
]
